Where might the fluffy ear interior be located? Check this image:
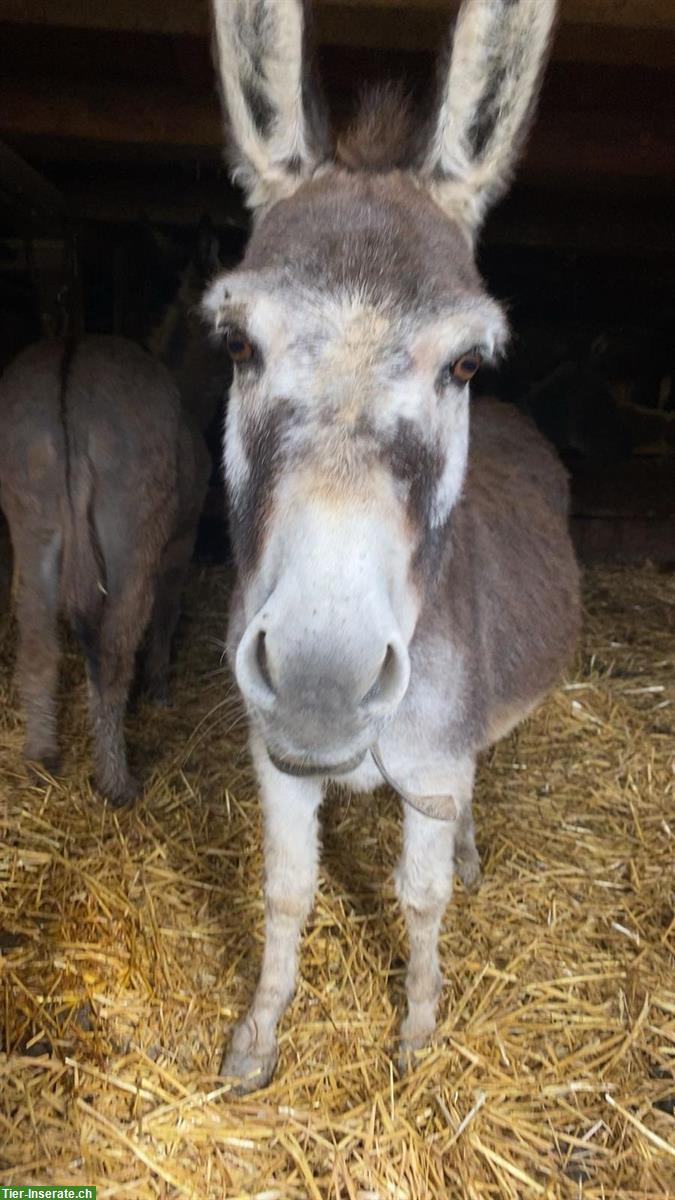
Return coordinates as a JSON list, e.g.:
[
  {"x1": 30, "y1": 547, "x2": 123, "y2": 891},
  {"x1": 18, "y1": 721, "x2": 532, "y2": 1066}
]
[
  {"x1": 211, "y1": 0, "x2": 330, "y2": 214},
  {"x1": 423, "y1": 0, "x2": 557, "y2": 240}
]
